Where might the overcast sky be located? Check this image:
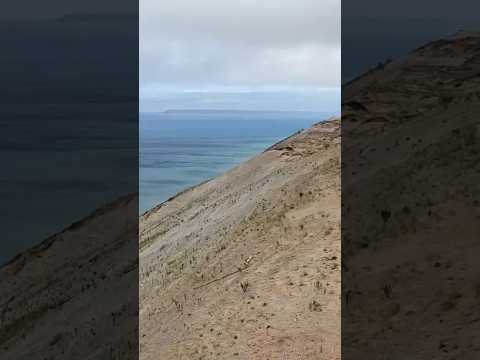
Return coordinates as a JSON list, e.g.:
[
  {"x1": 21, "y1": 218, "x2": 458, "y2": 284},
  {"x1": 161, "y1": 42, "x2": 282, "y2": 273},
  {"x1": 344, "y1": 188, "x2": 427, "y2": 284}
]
[
  {"x1": 140, "y1": 0, "x2": 340, "y2": 112},
  {"x1": 343, "y1": 0, "x2": 480, "y2": 19},
  {"x1": 0, "y1": 0, "x2": 134, "y2": 19}
]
